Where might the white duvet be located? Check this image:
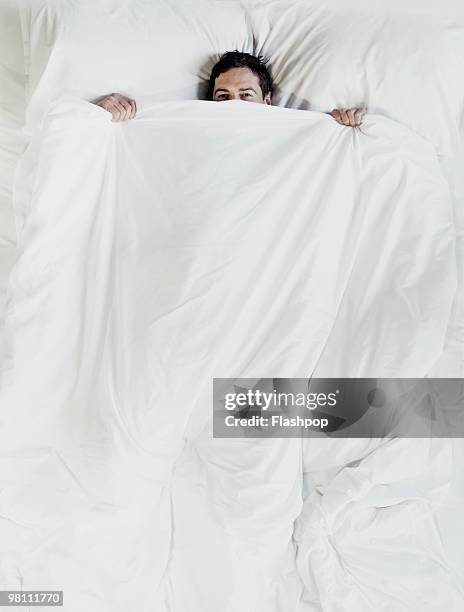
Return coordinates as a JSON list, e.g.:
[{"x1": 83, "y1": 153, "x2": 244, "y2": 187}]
[{"x1": 0, "y1": 97, "x2": 462, "y2": 610}]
